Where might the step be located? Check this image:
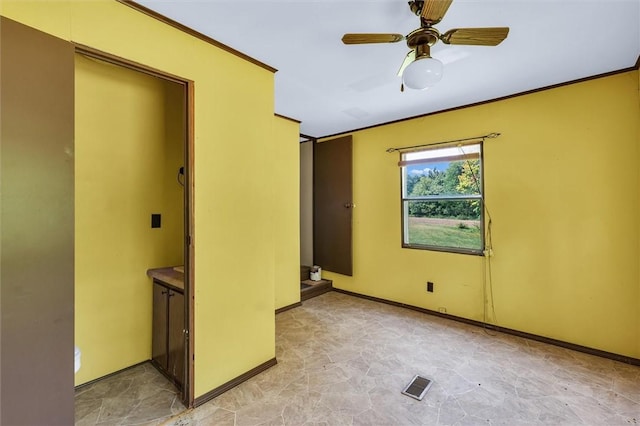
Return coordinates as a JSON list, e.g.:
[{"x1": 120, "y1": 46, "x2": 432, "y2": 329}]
[
  {"x1": 300, "y1": 279, "x2": 333, "y2": 301},
  {"x1": 300, "y1": 265, "x2": 311, "y2": 282}
]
